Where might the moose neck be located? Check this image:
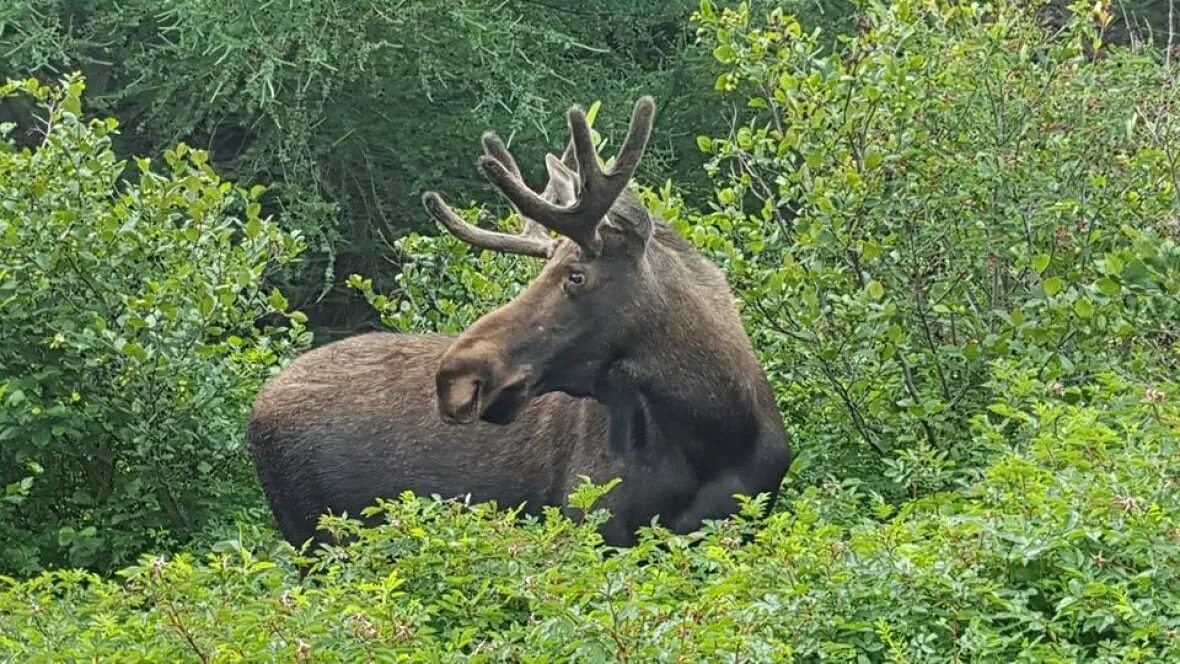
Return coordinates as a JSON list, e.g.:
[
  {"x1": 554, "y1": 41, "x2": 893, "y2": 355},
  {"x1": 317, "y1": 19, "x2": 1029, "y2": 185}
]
[{"x1": 602, "y1": 226, "x2": 768, "y2": 464}]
